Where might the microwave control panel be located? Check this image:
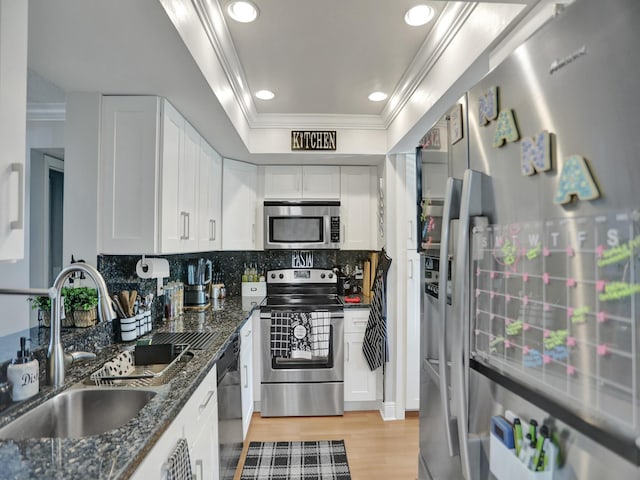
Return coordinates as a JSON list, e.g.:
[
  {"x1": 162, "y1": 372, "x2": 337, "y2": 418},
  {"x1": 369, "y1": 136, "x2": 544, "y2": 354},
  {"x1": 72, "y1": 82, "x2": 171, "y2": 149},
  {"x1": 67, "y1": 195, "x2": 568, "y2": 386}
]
[{"x1": 330, "y1": 216, "x2": 341, "y2": 243}]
